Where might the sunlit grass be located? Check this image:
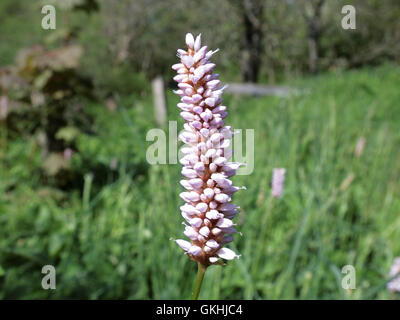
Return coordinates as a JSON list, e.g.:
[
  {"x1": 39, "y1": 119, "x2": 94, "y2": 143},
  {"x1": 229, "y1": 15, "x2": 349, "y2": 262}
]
[{"x1": 0, "y1": 64, "x2": 399, "y2": 299}]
